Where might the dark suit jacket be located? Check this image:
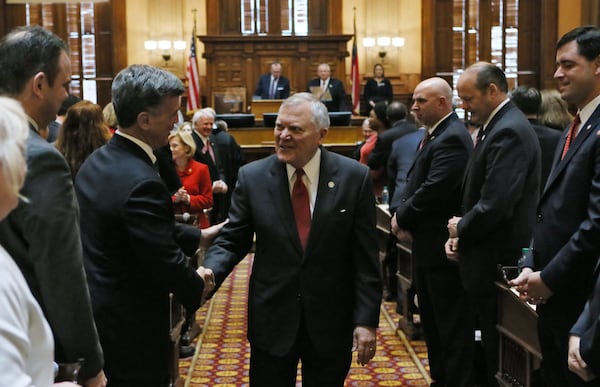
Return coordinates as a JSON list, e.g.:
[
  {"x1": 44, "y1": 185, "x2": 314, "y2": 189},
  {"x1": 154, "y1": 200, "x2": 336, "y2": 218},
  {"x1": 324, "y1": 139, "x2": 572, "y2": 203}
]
[
  {"x1": 458, "y1": 102, "x2": 541, "y2": 293},
  {"x1": 75, "y1": 134, "x2": 205, "y2": 384},
  {"x1": 571, "y1": 260, "x2": 600, "y2": 376},
  {"x1": 0, "y1": 126, "x2": 103, "y2": 380},
  {"x1": 387, "y1": 129, "x2": 424, "y2": 211},
  {"x1": 528, "y1": 118, "x2": 561, "y2": 192},
  {"x1": 524, "y1": 104, "x2": 600, "y2": 333},
  {"x1": 191, "y1": 131, "x2": 224, "y2": 182},
  {"x1": 368, "y1": 119, "x2": 418, "y2": 171},
  {"x1": 307, "y1": 78, "x2": 348, "y2": 112},
  {"x1": 203, "y1": 149, "x2": 382, "y2": 357},
  {"x1": 254, "y1": 74, "x2": 290, "y2": 100},
  {"x1": 395, "y1": 113, "x2": 473, "y2": 267},
  {"x1": 212, "y1": 126, "x2": 245, "y2": 217},
  {"x1": 154, "y1": 144, "x2": 182, "y2": 194},
  {"x1": 192, "y1": 130, "x2": 230, "y2": 222}
]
